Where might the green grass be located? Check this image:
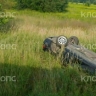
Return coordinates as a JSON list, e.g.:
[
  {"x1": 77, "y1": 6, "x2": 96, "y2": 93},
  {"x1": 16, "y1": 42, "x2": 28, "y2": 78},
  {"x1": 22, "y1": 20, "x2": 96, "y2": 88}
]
[
  {"x1": 14, "y1": 3, "x2": 96, "y2": 23},
  {"x1": 0, "y1": 3, "x2": 96, "y2": 96}
]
